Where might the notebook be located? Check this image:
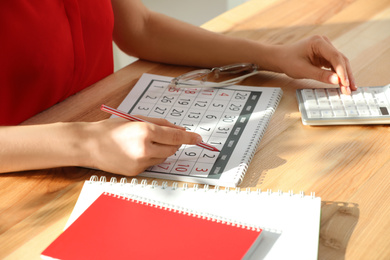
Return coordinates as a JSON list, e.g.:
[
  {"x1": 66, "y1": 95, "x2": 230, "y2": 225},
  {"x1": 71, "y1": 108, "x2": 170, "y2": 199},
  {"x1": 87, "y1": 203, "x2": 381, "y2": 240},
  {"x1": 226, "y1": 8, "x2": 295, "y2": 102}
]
[
  {"x1": 61, "y1": 176, "x2": 322, "y2": 260},
  {"x1": 42, "y1": 192, "x2": 263, "y2": 260},
  {"x1": 108, "y1": 73, "x2": 283, "y2": 187}
]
